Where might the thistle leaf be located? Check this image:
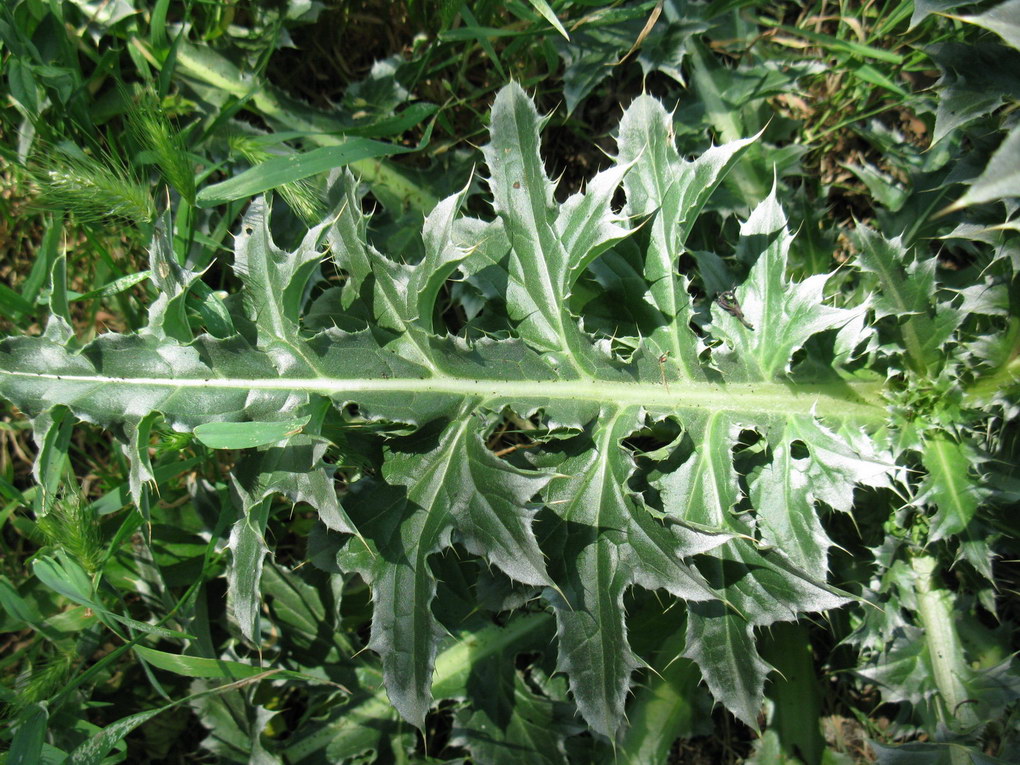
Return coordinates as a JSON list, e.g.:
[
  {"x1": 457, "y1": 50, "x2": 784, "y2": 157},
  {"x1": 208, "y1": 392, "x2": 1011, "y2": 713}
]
[{"x1": 0, "y1": 84, "x2": 895, "y2": 737}]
